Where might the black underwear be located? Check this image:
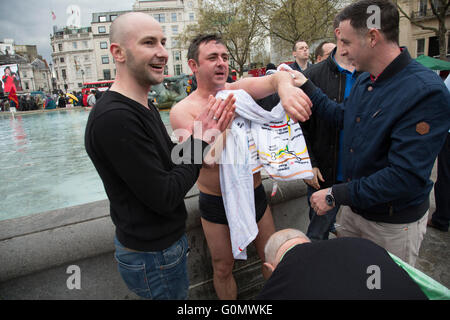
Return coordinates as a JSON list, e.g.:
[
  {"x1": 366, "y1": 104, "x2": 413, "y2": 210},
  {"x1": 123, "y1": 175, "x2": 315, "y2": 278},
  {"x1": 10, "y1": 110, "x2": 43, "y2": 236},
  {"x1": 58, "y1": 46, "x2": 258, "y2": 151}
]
[{"x1": 199, "y1": 184, "x2": 268, "y2": 225}]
